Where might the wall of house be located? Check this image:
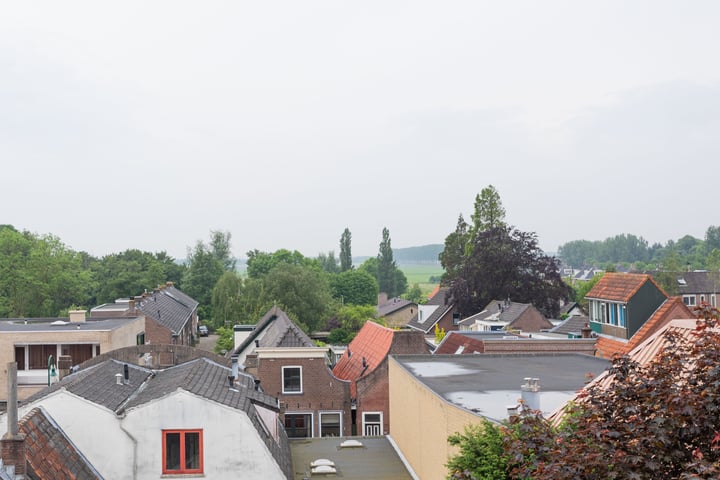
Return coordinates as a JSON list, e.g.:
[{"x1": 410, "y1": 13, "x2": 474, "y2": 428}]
[
  {"x1": 355, "y1": 358, "x2": 391, "y2": 435},
  {"x1": 508, "y1": 308, "x2": 552, "y2": 333},
  {"x1": 256, "y1": 355, "x2": 352, "y2": 437},
  {"x1": 628, "y1": 282, "x2": 668, "y2": 338},
  {"x1": 388, "y1": 357, "x2": 481, "y2": 480},
  {"x1": 435, "y1": 308, "x2": 461, "y2": 333},
  {"x1": 0, "y1": 390, "x2": 135, "y2": 476},
  {"x1": 144, "y1": 316, "x2": 173, "y2": 345},
  {"x1": 0, "y1": 318, "x2": 145, "y2": 401},
  {"x1": 383, "y1": 305, "x2": 417, "y2": 328},
  {"x1": 123, "y1": 390, "x2": 287, "y2": 479}
]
